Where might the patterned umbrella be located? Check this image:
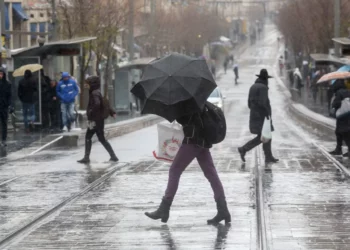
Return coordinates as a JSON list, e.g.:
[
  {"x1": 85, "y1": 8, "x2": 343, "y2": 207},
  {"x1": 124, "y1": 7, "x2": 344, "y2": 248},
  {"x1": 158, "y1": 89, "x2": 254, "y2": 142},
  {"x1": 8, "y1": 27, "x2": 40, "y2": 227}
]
[
  {"x1": 317, "y1": 71, "x2": 350, "y2": 84},
  {"x1": 331, "y1": 65, "x2": 350, "y2": 84}
]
